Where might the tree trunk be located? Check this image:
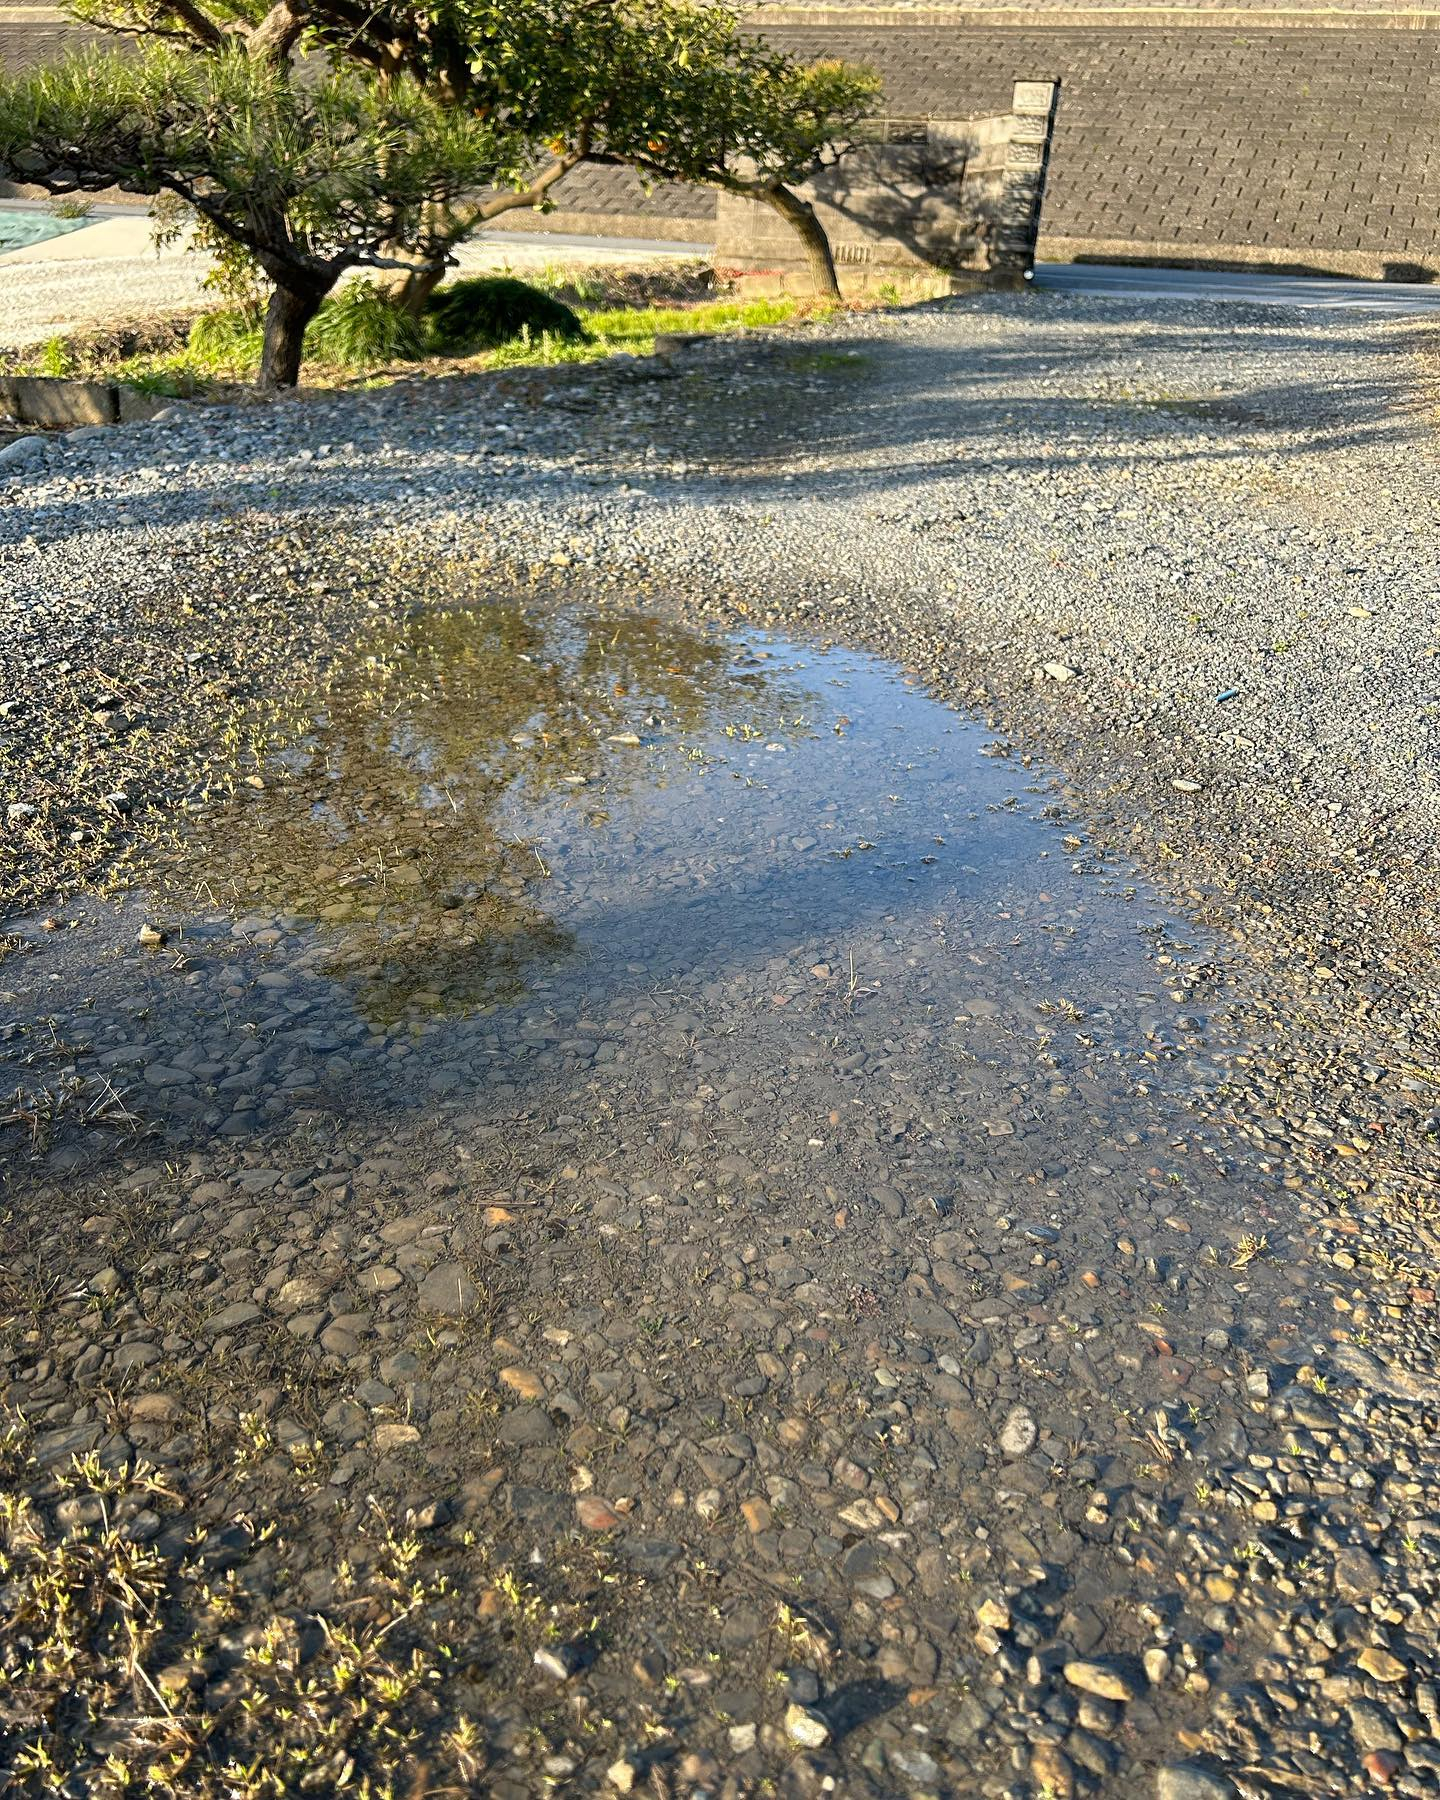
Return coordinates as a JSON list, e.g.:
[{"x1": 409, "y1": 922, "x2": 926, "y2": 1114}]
[
  {"x1": 759, "y1": 184, "x2": 841, "y2": 301},
  {"x1": 373, "y1": 260, "x2": 445, "y2": 317},
  {"x1": 394, "y1": 261, "x2": 446, "y2": 317},
  {"x1": 259, "y1": 278, "x2": 327, "y2": 390}
]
